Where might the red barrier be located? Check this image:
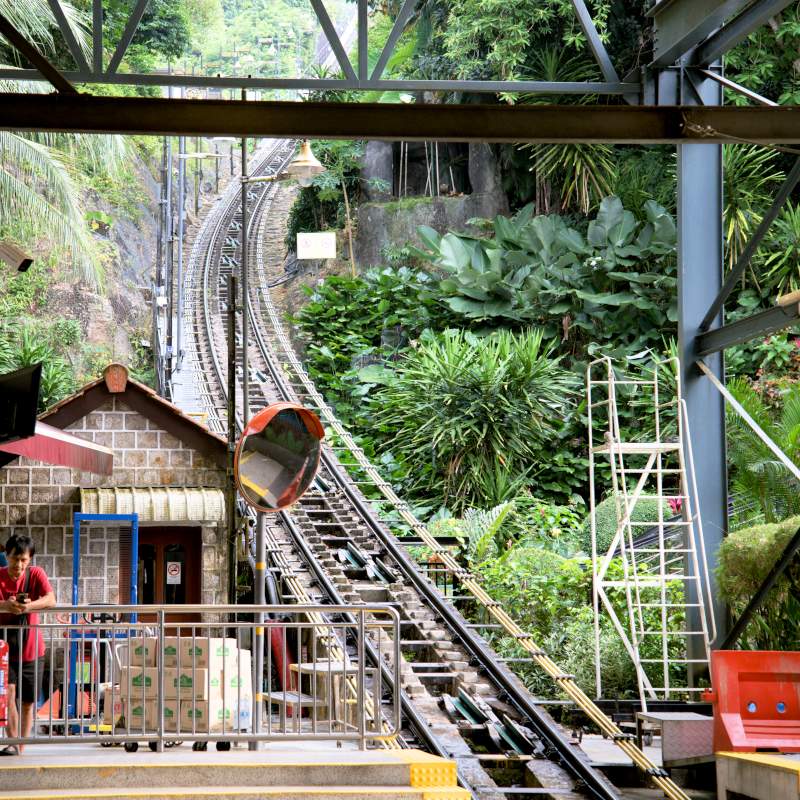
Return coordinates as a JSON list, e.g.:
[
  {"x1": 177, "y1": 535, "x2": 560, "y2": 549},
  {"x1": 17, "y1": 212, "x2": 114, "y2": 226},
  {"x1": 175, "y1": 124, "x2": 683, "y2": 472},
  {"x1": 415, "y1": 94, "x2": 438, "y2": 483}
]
[
  {"x1": 0, "y1": 640, "x2": 7, "y2": 728},
  {"x1": 706, "y1": 650, "x2": 800, "y2": 752}
]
